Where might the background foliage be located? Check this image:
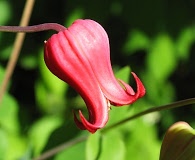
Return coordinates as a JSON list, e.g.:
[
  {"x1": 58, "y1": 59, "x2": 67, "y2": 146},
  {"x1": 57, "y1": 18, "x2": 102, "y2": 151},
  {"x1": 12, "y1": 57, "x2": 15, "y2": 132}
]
[{"x1": 0, "y1": 0, "x2": 195, "y2": 159}]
